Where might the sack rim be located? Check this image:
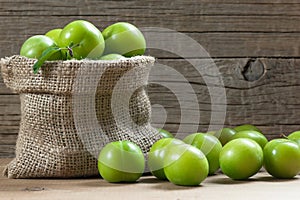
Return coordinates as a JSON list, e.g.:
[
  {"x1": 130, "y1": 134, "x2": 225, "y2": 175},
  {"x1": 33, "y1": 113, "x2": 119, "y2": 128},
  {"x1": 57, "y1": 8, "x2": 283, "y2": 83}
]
[
  {"x1": 0, "y1": 55, "x2": 156, "y2": 70},
  {"x1": 0, "y1": 55, "x2": 155, "y2": 94}
]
